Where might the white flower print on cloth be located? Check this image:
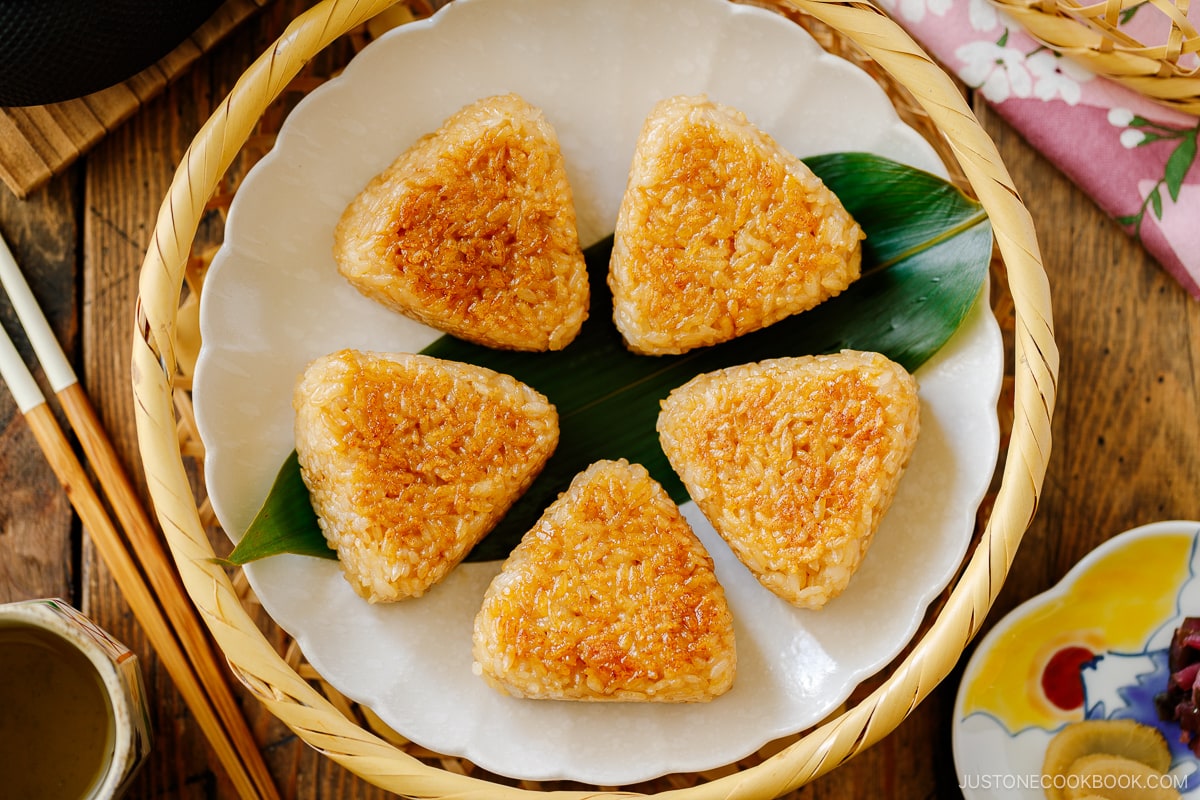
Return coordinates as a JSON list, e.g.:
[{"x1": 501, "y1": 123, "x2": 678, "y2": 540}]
[
  {"x1": 886, "y1": 0, "x2": 1200, "y2": 297},
  {"x1": 1107, "y1": 110, "x2": 1200, "y2": 251},
  {"x1": 956, "y1": 36, "x2": 1032, "y2": 103},
  {"x1": 1108, "y1": 108, "x2": 1135, "y2": 127},
  {"x1": 966, "y1": 0, "x2": 1000, "y2": 32},
  {"x1": 875, "y1": 0, "x2": 952, "y2": 24},
  {"x1": 1027, "y1": 50, "x2": 1092, "y2": 105}
]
